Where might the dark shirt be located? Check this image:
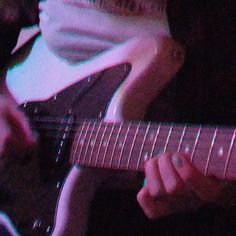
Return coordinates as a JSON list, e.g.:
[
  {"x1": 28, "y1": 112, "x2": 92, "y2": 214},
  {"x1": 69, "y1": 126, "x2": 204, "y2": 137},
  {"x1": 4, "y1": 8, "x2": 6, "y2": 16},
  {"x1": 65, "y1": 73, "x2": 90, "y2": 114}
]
[
  {"x1": 0, "y1": 0, "x2": 39, "y2": 68},
  {"x1": 87, "y1": 1, "x2": 236, "y2": 235}
]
